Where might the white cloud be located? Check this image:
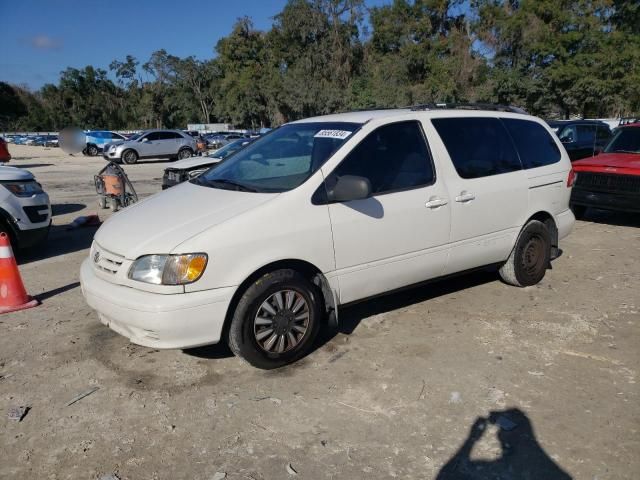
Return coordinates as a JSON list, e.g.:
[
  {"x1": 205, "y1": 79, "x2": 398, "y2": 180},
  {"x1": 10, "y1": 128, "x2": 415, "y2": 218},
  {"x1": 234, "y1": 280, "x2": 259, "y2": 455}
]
[{"x1": 28, "y1": 35, "x2": 62, "y2": 50}]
